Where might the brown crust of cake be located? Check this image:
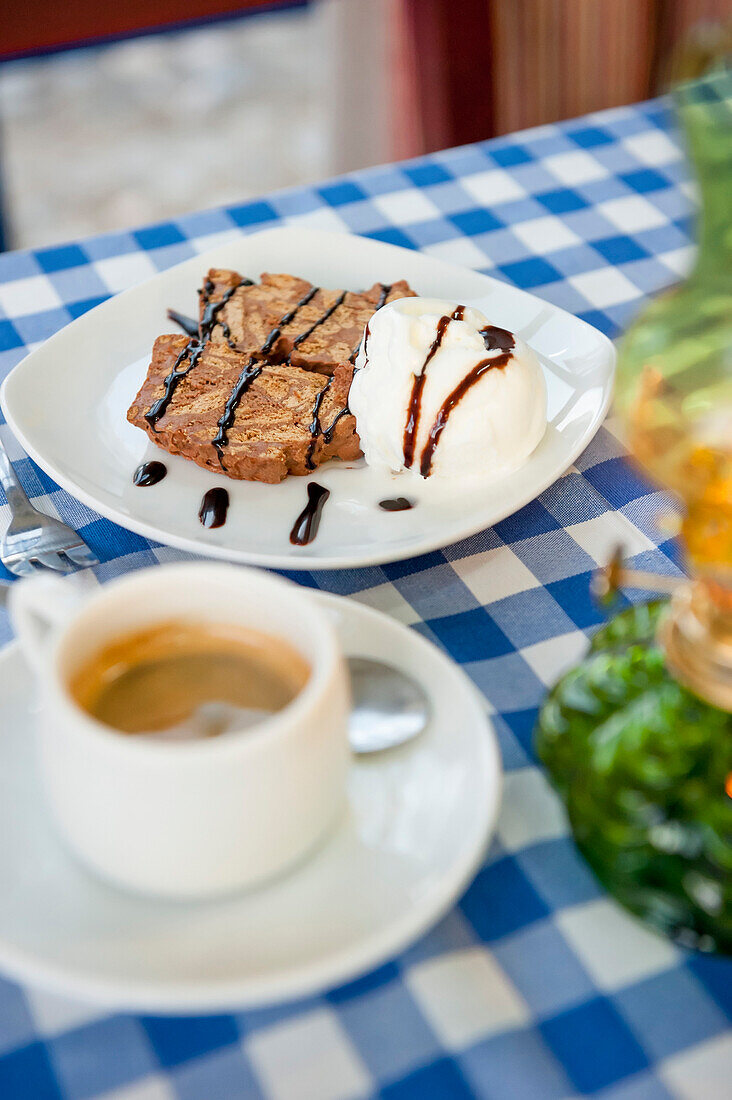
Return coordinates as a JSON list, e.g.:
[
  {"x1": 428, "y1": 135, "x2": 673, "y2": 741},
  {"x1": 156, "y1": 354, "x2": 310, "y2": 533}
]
[{"x1": 127, "y1": 336, "x2": 361, "y2": 484}]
